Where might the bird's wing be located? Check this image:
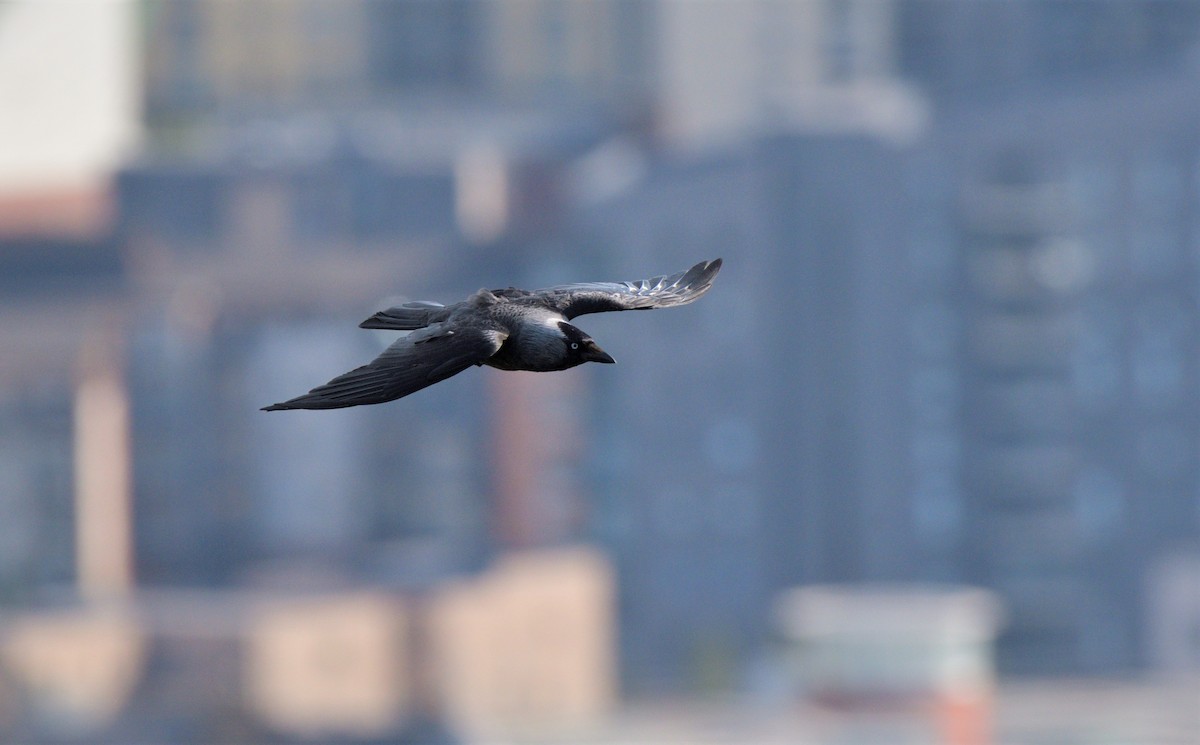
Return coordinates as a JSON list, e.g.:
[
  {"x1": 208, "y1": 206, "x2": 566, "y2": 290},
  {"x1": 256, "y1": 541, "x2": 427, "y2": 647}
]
[
  {"x1": 532, "y1": 258, "x2": 722, "y2": 319},
  {"x1": 262, "y1": 324, "x2": 506, "y2": 410},
  {"x1": 359, "y1": 300, "x2": 450, "y2": 331}
]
